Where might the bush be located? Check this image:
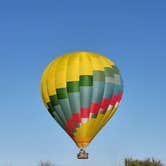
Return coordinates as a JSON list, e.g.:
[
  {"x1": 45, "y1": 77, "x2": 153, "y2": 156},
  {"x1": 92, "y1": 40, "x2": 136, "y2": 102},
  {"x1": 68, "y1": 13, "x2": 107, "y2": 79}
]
[
  {"x1": 38, "y1": 161, "x2": 55, "y2": 166},
  {"x1": 125, "y1": 158, "x2": 164, "y2": 166}
]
